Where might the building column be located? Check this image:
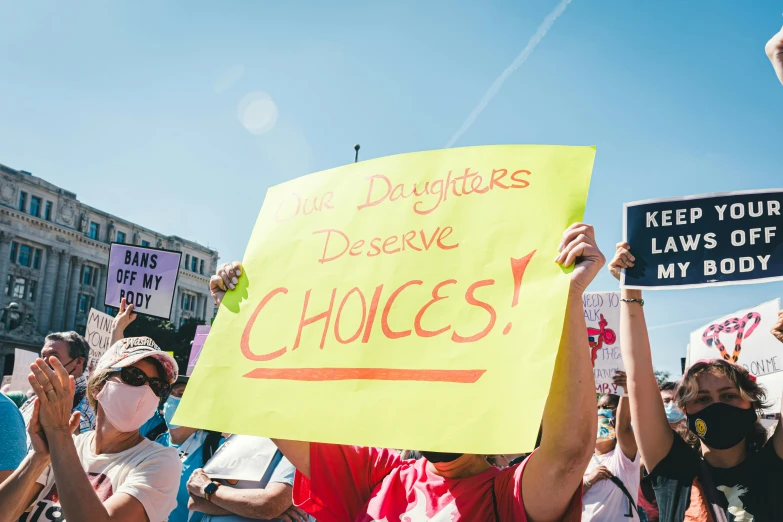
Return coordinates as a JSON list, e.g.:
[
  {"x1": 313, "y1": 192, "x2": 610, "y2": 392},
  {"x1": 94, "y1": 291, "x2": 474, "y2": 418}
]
[
  {"x1": 64, "y1": 257, "x2": 83, "y2": 331},
  {"x1": 0, "y1": 232, "x2": 15, "y2": 306},
  {"x1": 172, "y1": 288, "x2": 182, "y2": 328},
  {"x1": 35, "y1": 247, "x2": 49, "y2": 318},
  {"x1": 39, "y1": 247, "x2": 60, "y2": 334},
  {"x1": 95, "y1": 265, "x2": 107, "y2": 313},
  {"x1": 195, "y1": 294, "x2": 203, "y2": 322},
  {"x1": 50, "y1": 251, "x2": 72, "y2": 332}
]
